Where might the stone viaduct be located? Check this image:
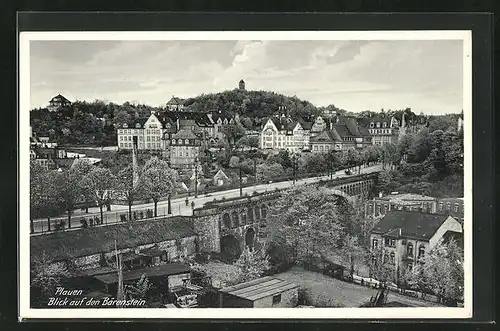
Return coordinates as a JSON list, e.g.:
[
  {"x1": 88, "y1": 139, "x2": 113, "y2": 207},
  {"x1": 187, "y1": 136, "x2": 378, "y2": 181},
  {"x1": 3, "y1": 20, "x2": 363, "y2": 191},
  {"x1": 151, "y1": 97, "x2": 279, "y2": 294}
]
[{"x1": 191, "y1": 172, "x2": 378, "y2": 261}]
